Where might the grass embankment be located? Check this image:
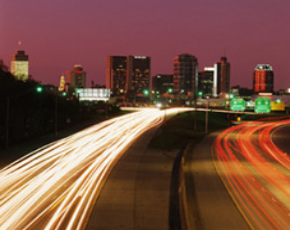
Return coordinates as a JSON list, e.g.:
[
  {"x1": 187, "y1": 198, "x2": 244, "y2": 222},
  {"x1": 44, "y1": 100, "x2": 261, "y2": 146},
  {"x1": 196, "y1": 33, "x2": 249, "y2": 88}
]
[
  {"x1": 149, "y1": 111, "x2": 232, "y2": 150},
  {"x1": 149, "y1": 110, "x2": 290, "y2": 150}
]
